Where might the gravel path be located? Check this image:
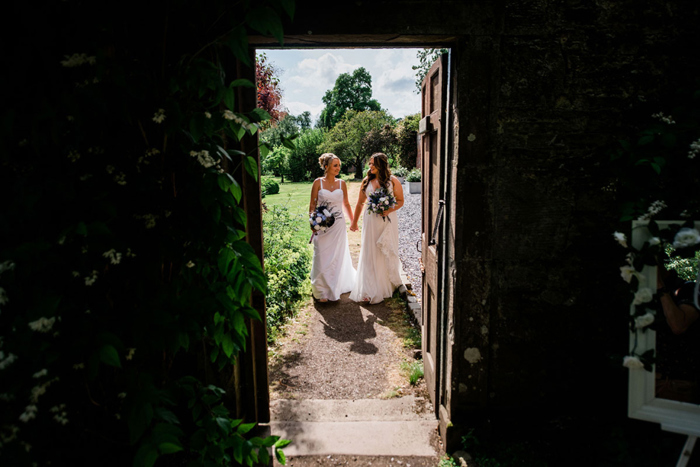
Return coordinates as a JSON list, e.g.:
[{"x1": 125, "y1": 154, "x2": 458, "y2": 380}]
[{"x1": 397, "y1": 186, "x2": 422, "y2": 302}]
